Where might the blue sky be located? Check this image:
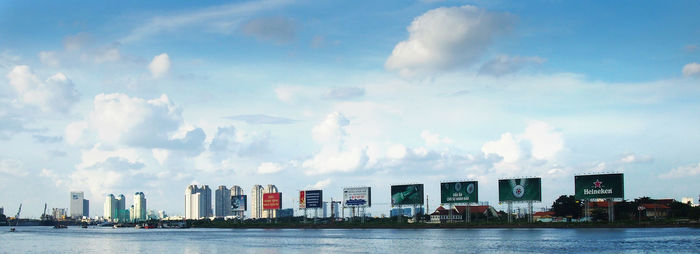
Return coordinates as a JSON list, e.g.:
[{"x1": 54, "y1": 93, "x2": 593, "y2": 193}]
[{"x1": 1, "y1": 0, "x2": 699, "y2": 218}]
